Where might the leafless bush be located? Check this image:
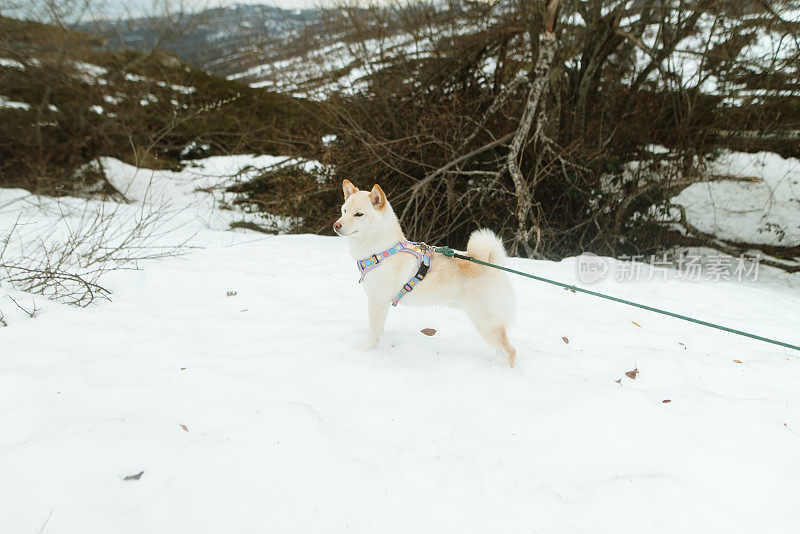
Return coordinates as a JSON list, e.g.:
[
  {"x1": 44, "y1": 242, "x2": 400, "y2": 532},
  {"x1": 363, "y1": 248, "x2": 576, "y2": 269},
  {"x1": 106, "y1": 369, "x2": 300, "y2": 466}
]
[
  {"x1": 0, "y1": 201, "x2": 192, "y2": 306},
  {"x1": 303, "y1": 0, "x2": 800, "y2": 261}
]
